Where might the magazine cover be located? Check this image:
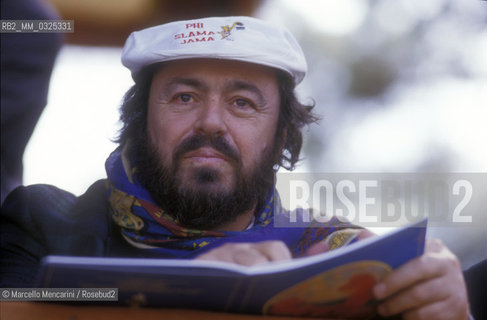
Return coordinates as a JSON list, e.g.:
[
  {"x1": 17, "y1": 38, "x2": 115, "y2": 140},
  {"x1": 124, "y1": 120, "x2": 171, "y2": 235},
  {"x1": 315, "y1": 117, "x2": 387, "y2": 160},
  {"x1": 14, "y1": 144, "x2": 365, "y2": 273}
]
[{"x1": 36, "y1": 219, "x2": 427, "y2": 318}]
